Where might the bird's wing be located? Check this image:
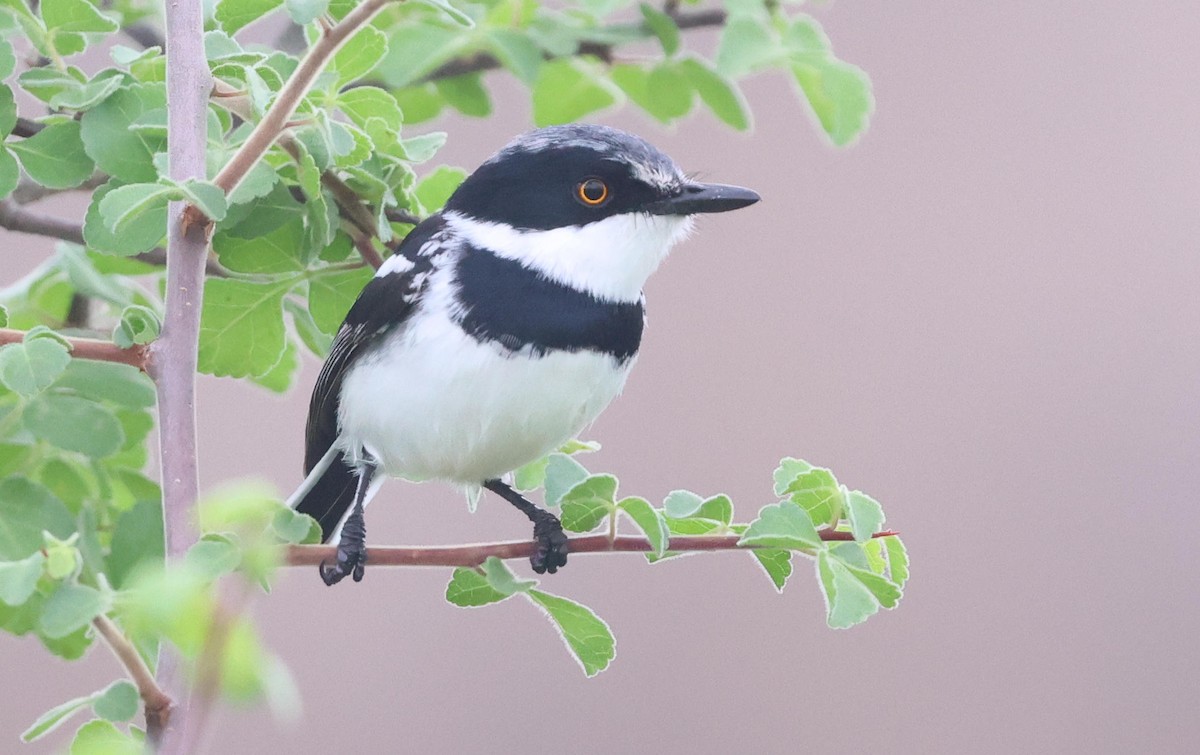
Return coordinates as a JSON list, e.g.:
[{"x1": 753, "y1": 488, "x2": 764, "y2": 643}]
[{"x1": 303, "y1": 215, "x2": 448, "y2": 473}]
